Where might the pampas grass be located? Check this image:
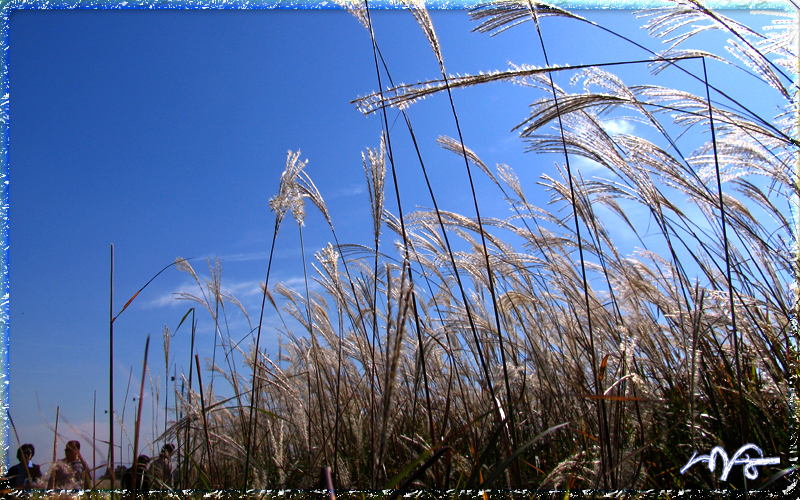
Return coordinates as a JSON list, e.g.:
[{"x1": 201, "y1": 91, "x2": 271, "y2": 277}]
[{"x1": 88, "y1": 2, "x2": 795, "y2": 493}]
